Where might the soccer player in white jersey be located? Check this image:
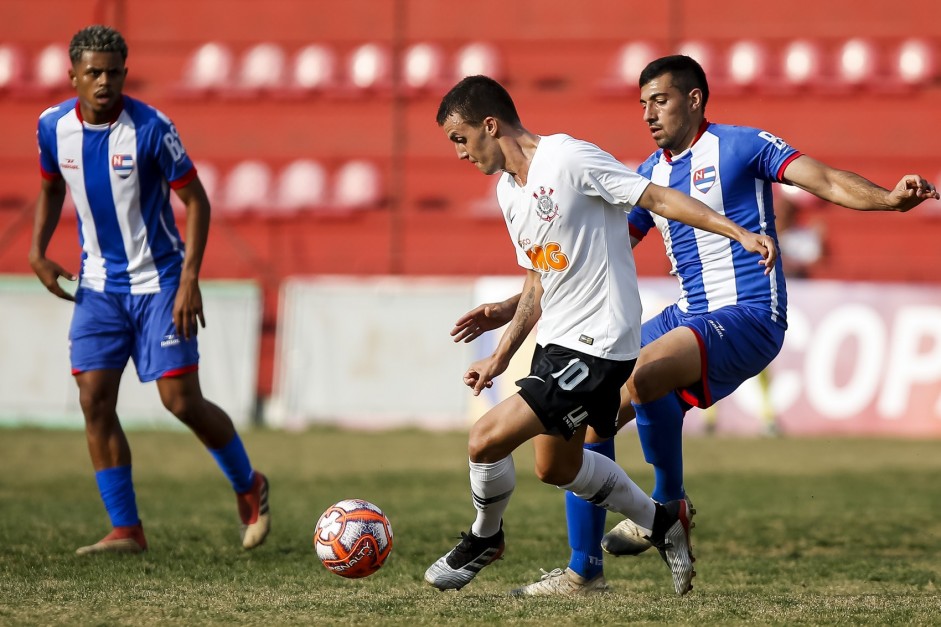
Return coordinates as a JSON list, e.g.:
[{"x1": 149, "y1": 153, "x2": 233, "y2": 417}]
[
  {"x1": 424, "y1": 75, "x2": 779, "y2": 596},
  {"x1": 452, "y1": 56, "x2": 939, "y2": 596},
  {"x1": 28, "y1": 25, "x2": 270, "y2": 555}
]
